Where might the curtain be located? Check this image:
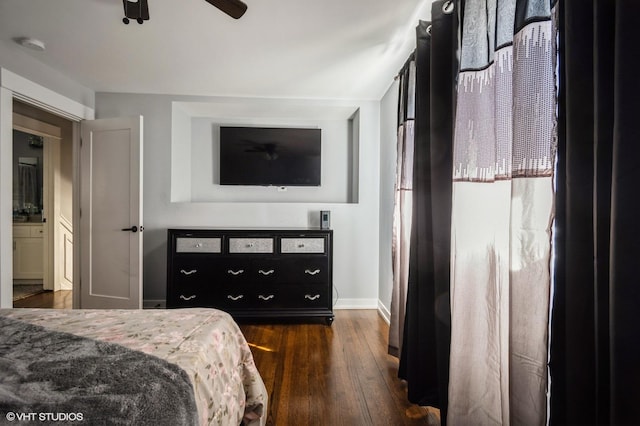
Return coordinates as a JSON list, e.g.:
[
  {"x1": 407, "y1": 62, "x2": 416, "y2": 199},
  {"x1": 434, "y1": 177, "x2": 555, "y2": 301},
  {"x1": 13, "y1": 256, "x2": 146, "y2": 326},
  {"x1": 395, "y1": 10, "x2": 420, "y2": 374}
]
[
  {"x1": 397, "y1": 1, "x2": 457, "y2": 422},
  {"x1": 389, "y1": 56, "x2": 416, "y2": 357},
  {"x1": 448, "y1": 0, "x2": 557, "y2": 424},
  {"x1": 18, "y1": 163, "x2": 39, "y2": 212},
  {"x1": 550, "y1": 0, "x2": 640, "y2": 424}
]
